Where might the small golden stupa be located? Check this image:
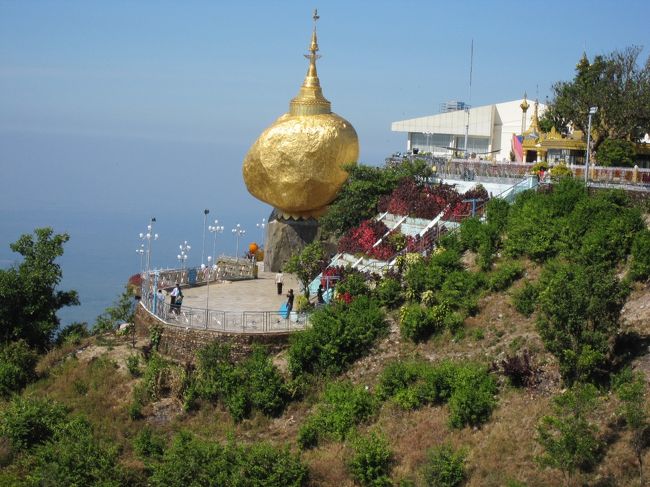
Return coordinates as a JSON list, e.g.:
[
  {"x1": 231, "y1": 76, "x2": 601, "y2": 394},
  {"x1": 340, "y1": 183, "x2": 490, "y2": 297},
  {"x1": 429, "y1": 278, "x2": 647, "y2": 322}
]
[{"x1": 242, "y1": 10, "x2": 359, "y2": 219}]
